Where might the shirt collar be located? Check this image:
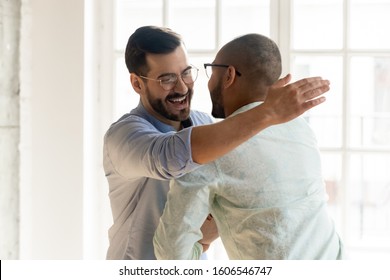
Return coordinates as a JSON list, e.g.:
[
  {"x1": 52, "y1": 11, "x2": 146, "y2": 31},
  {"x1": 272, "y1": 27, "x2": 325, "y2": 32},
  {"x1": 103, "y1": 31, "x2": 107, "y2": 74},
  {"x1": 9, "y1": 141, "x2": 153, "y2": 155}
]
[{"x1": 230, "y1": 101, "x2": 263, "y2": 117}]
